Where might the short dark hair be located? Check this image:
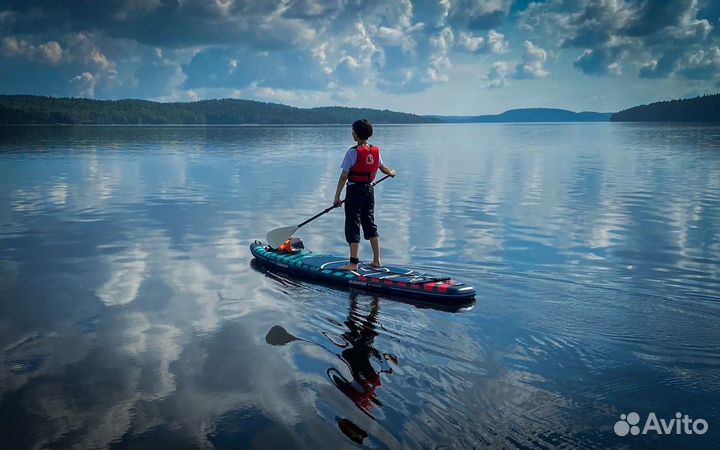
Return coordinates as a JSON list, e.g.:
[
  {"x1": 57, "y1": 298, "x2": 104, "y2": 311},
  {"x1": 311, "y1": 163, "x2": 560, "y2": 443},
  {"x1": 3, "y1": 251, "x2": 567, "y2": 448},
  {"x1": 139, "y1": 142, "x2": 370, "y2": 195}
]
[{"x1": 352, "y1": 119, "x2": 373, "y2": 140}]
